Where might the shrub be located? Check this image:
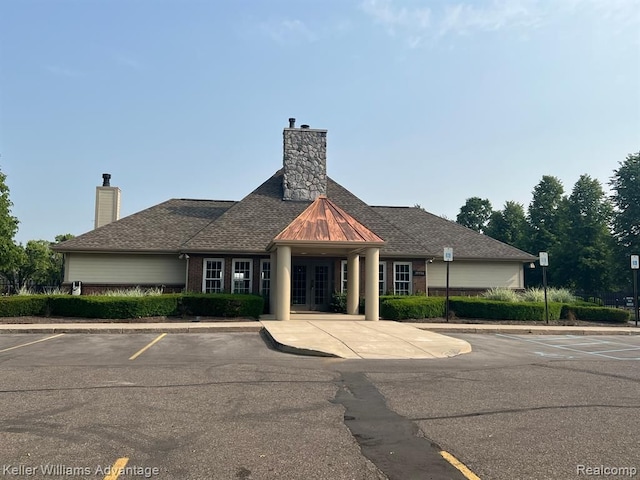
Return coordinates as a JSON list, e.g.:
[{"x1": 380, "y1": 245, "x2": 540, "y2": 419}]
[
  {"x1": 93, "y1": 286, "x2": 164, "y2": 297},
  {"x1": 180, "y1": 294, "x2": 264, "y2": 319},
  {"x1": 449, "y1": 297, "x2": 562, "y2": 321},
  {"x1": 548, "y1": 288, "x2": 576, "y2": 303},
  {"x1": 482, "y1": 287, "x2": 521, "y2": 303},
  {"x1": 520, "y1": 288, "x2": 545, "y2": 303},
  {"x1": 380, "y1": 296, "x2": 445, "y2": 320},
  {"x1": 0, "y1": 296, "x2": 49, "y2": 317},
  {"x1": 561, "y1": 305, "x2": 630, "y2": 323},
  {"x1": 49, "y1": 295, "x2": 179, "y2": 319}
]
